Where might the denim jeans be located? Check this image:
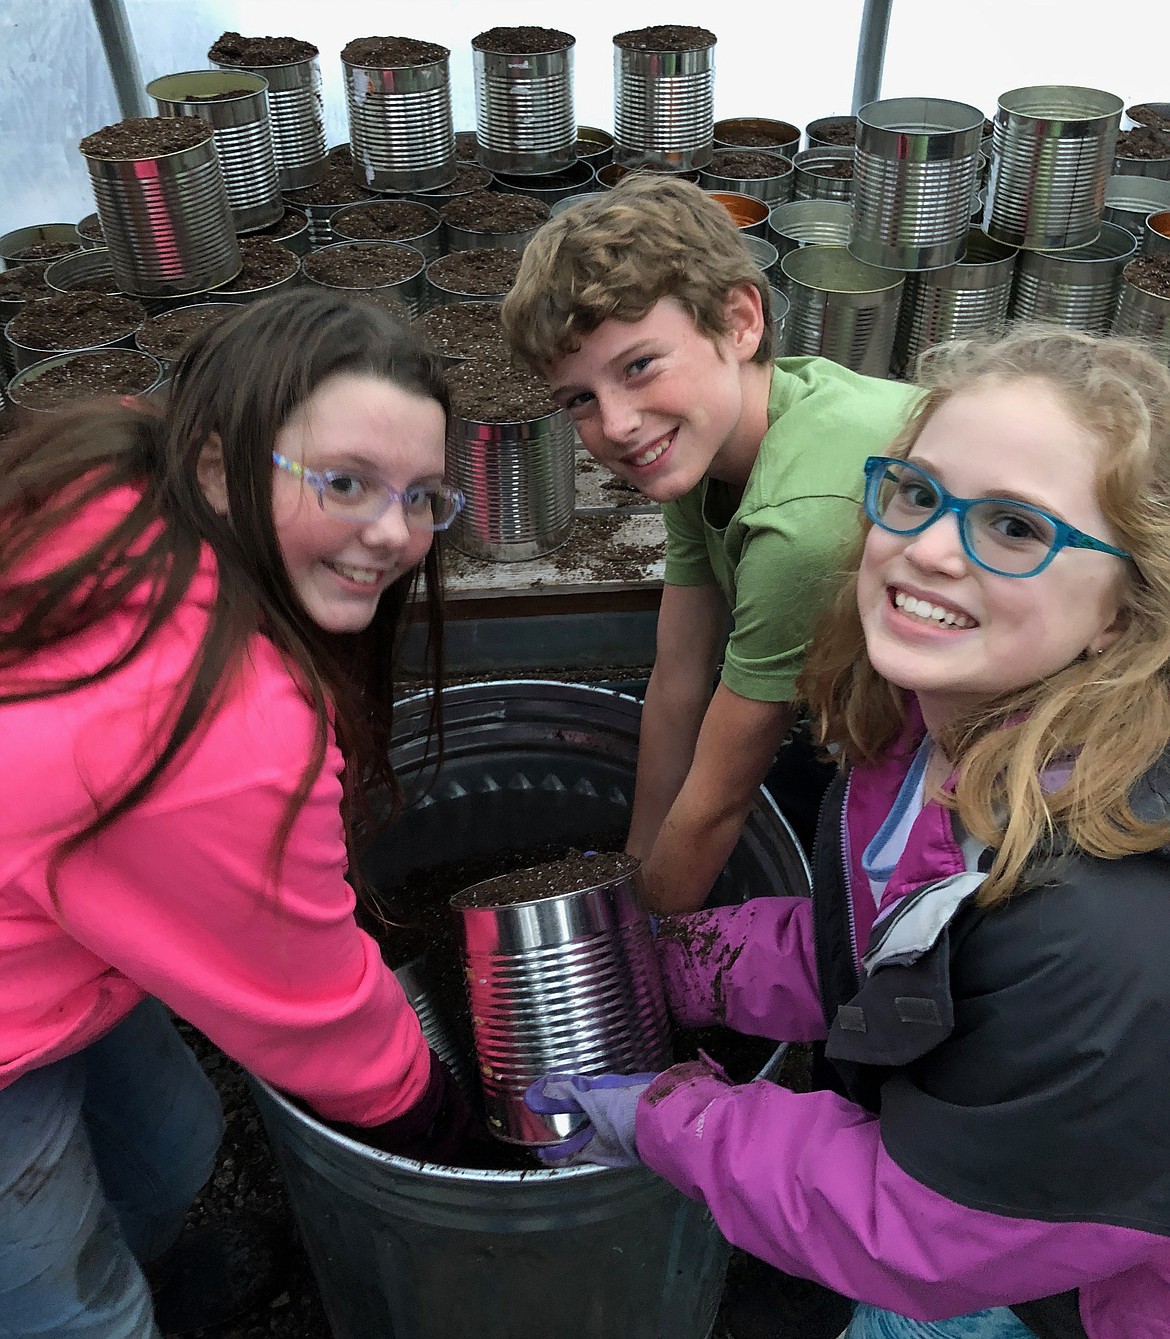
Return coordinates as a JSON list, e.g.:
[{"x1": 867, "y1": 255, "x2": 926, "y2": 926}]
[
  {"x1": 844, "y1": 1303, "x2": 1038, "y2": 1338},
  {"x1": 0, "y1": 999, "x2": 224, "y2": 1338}
]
